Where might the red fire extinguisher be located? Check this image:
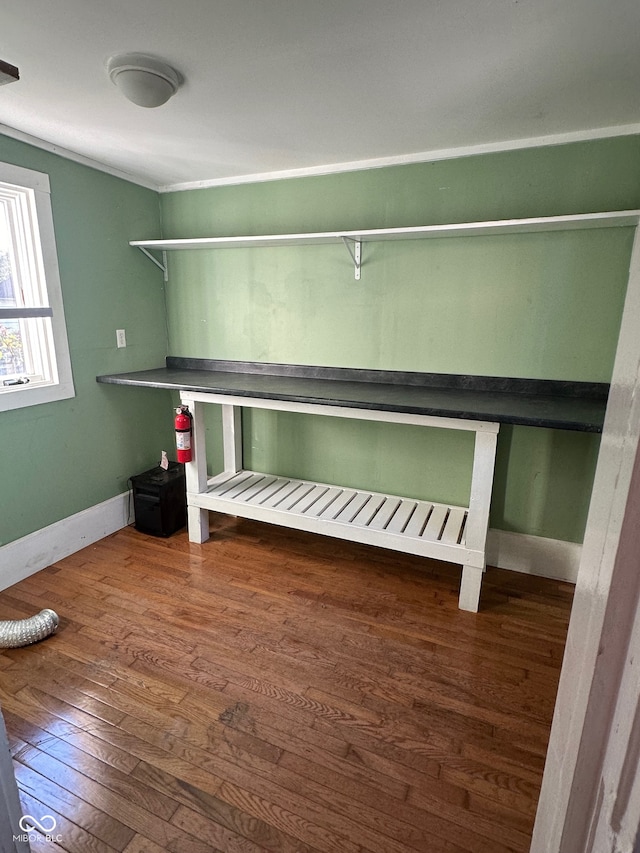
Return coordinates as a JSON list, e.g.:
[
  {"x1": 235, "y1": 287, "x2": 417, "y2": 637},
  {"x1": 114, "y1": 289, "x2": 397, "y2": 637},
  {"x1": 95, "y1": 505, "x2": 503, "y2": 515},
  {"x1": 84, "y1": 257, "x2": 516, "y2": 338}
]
[{"x1": 175, "y1": 405, "x2": 193, "y2": 463}]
